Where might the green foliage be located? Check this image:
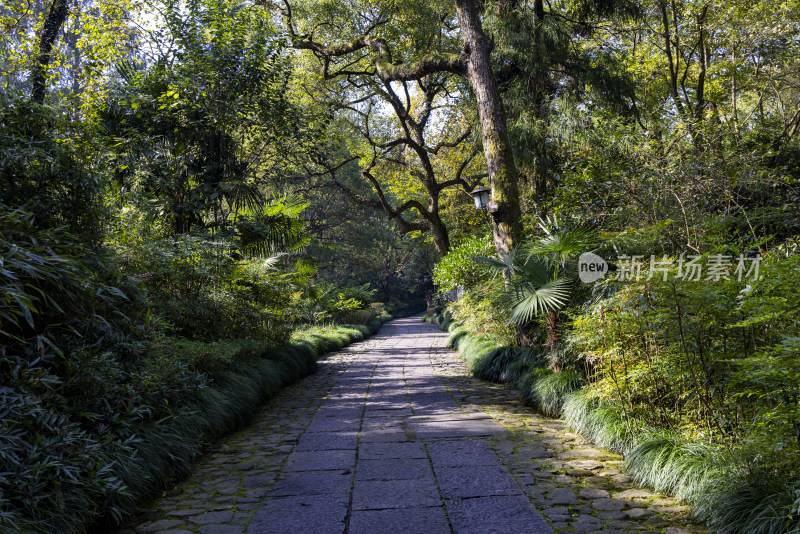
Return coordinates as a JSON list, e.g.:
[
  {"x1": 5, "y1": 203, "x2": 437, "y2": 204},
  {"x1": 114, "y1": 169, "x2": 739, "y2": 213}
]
[
  {"x1": 432, "y1": 236, "x2": 494, "y2": 293},
  {"x1": 102, "y1": 0, "x2": 309, "y2": 237},
  {"x1": 626, "y1": 433, "x2": 726, "y2": 503},
  {"x1": 562, "y1": 392, "x2": 638, "y2": 453},
  {"x1": 520, "y1": 367, "x2": 585, "y2": 417},
  {"x1": 449, "y1": 279, "x2": 518, "y2": 345},
  {"x1": 569, "y1": 250, "x2": 800, "y2": 447},
  {"x1": 117, "y1": 234, "x2": 293, "y2": 342},
  {"x1": 471, "y1": 345, "x2": 546, "y2": 384},
  {"x1": 0, "y1": 94, "x2": 105, "y2": 238},
  {"x1": 0, "y1": 389, "x2": 131, "y2": 532},
  {"x1": 470, "y1": 222, "x2": 596, "y2": 359},
  {"x1": 0, "y1": 208, "x2": 191, "y2": 532},
  {"x1": 695, "y1": 471, "x2": 800, "y2": 534}
]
